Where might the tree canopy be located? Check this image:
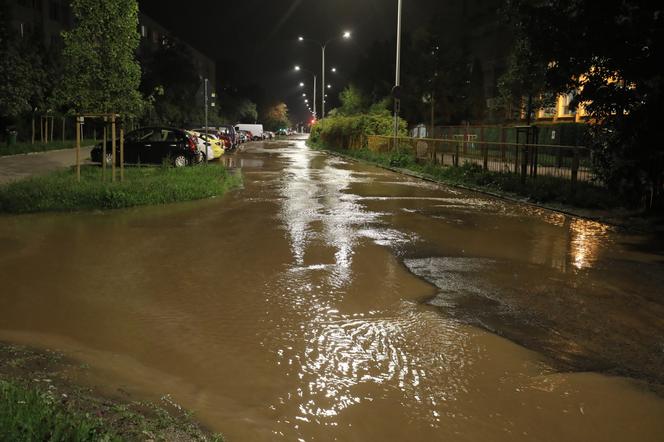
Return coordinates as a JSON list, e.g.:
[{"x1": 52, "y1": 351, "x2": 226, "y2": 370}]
[
  {"x1": 56, "y1": 0, "x2": 143, "y2": 116},
  {"x1": 506, "y1": 0, "x2": 664, "y2": 208}
]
